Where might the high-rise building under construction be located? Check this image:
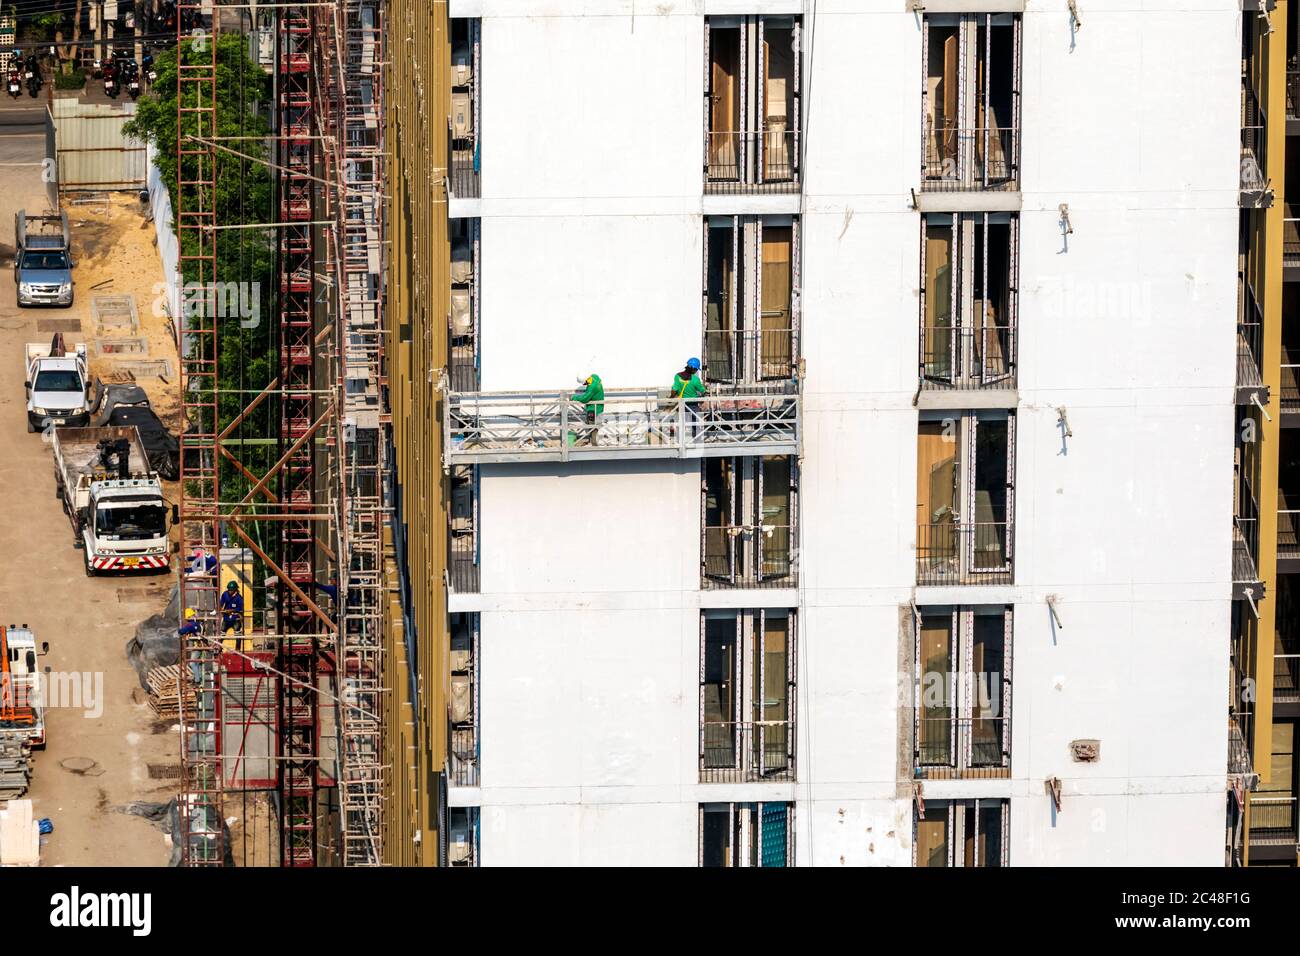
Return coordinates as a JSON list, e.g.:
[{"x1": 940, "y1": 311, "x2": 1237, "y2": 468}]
[{"x1": 180, "y1": 1, "x2": 1297, "y2": 866}]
